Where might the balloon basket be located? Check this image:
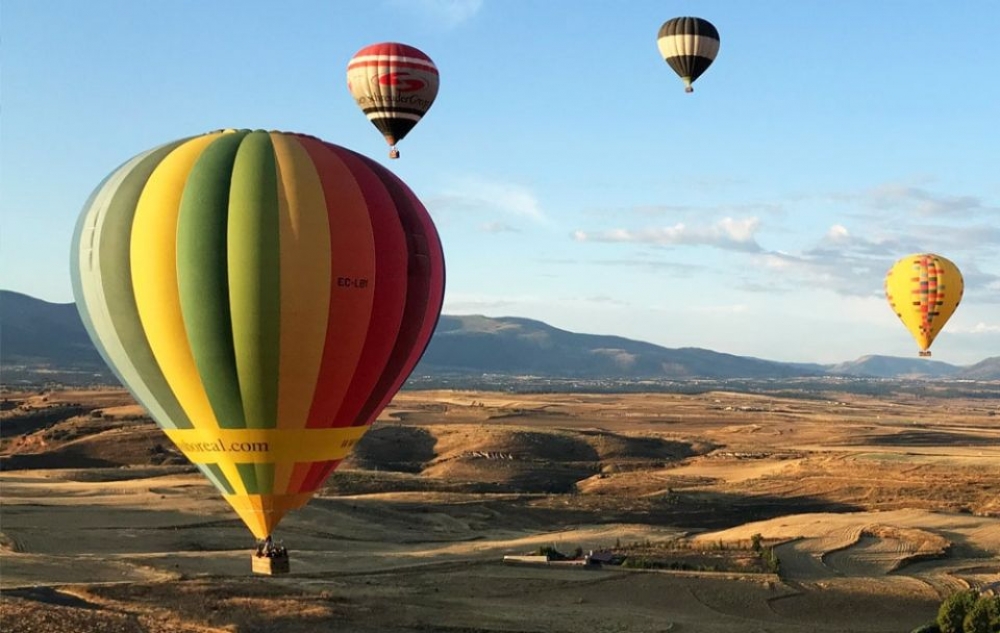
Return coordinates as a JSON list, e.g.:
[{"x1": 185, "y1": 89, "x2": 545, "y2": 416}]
[
  {"x1": 919, "y1": 350, "x2": 932, "y2": 357},
  {"x1": 252, "y1": 551, "x2": 290, "y2": 575}
]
